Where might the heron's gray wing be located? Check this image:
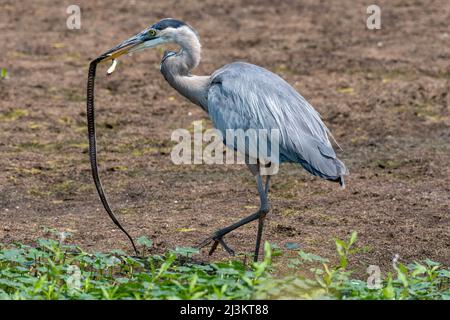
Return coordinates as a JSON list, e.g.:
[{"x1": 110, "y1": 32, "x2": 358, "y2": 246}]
[{"x1": 207, "y1": 62, "x2": 347, "y2": 181}]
